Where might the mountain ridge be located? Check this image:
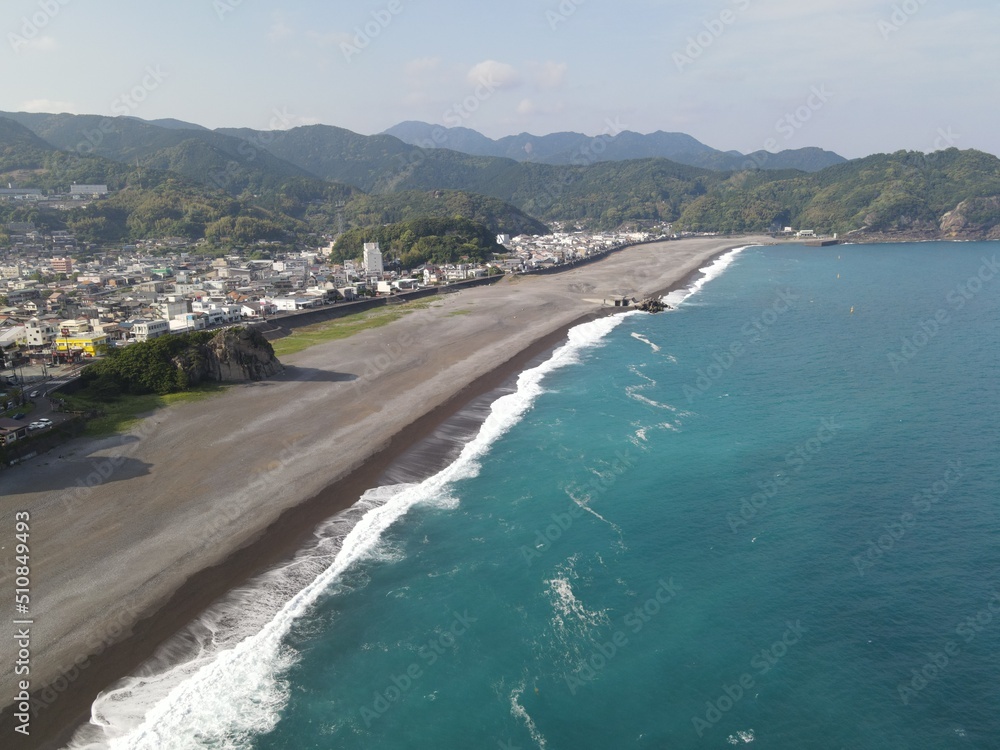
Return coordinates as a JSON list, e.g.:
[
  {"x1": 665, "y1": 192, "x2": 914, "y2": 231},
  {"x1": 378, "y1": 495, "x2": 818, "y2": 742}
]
[
  {"x1": 382, "y1": 120, "x2": 847, "y2": 173},
  {"x1": 3, "y1": 111, "x2": 1000, "y2": 242}
]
